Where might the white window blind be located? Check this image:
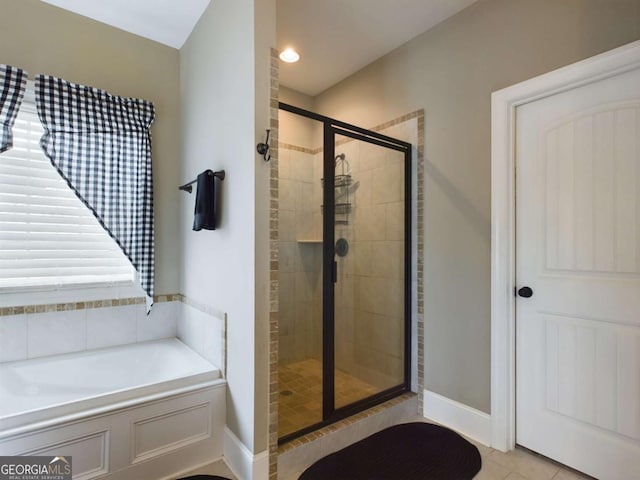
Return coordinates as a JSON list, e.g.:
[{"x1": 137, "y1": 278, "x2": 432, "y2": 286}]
[{"x1": 0, "y1": 102, "x2": 135, "y2": 291}]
